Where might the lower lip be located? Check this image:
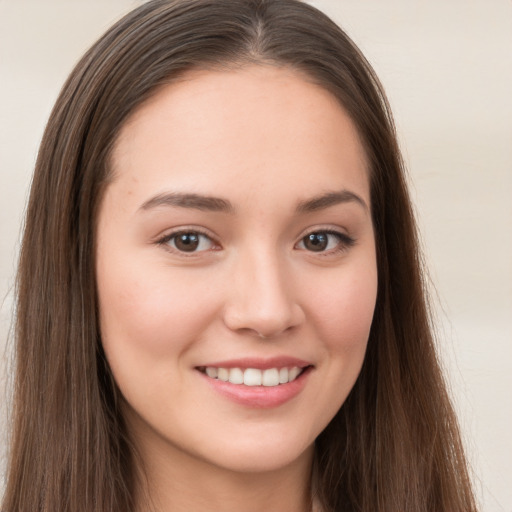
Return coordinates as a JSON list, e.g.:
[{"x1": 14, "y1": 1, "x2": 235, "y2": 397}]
[{"x1": 198, "y1": 367, "x2": 312, "y2": 408}]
